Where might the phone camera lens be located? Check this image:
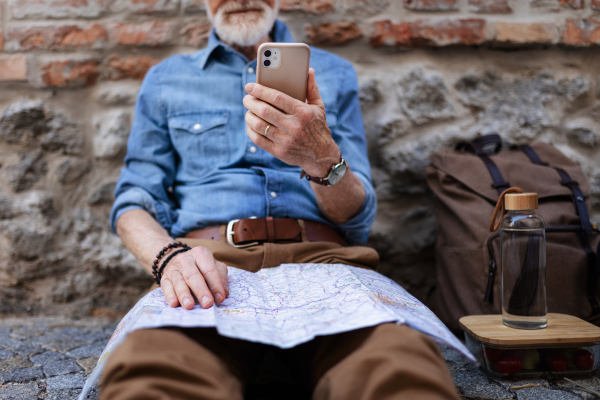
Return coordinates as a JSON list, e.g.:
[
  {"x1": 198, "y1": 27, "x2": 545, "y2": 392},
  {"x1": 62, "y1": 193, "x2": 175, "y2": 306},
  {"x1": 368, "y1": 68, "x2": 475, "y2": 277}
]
[
  {"x1": 264, "y1": 50, "x2": 272, "y2": 57},
  {"x1": 264, "y1": 60, "x2": 271, "y2": 67}
]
